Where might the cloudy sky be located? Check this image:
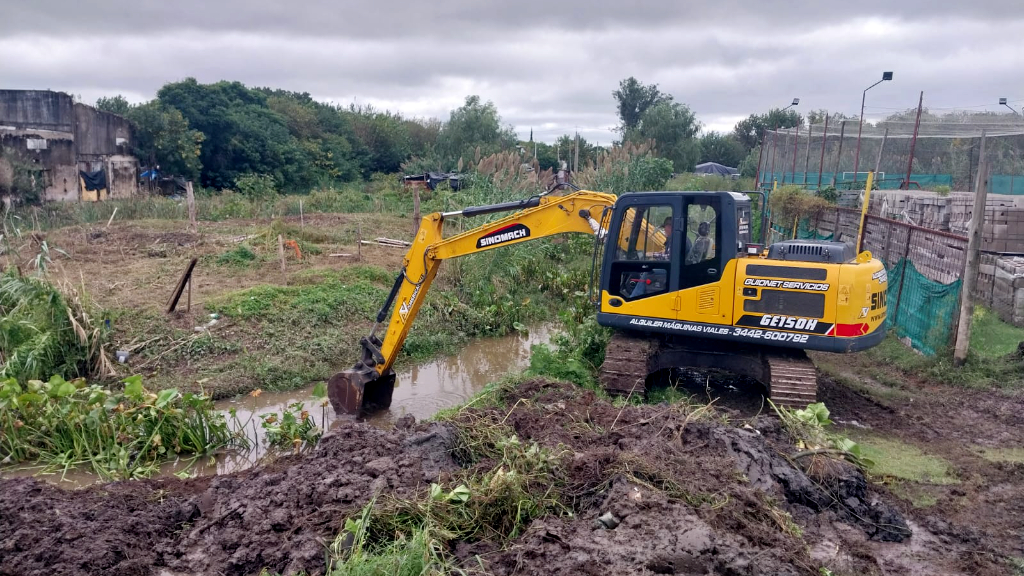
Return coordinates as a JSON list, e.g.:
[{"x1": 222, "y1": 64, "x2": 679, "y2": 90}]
[{"x1": 3, "y1": 1, "x2": 1023, "y2": 143}]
